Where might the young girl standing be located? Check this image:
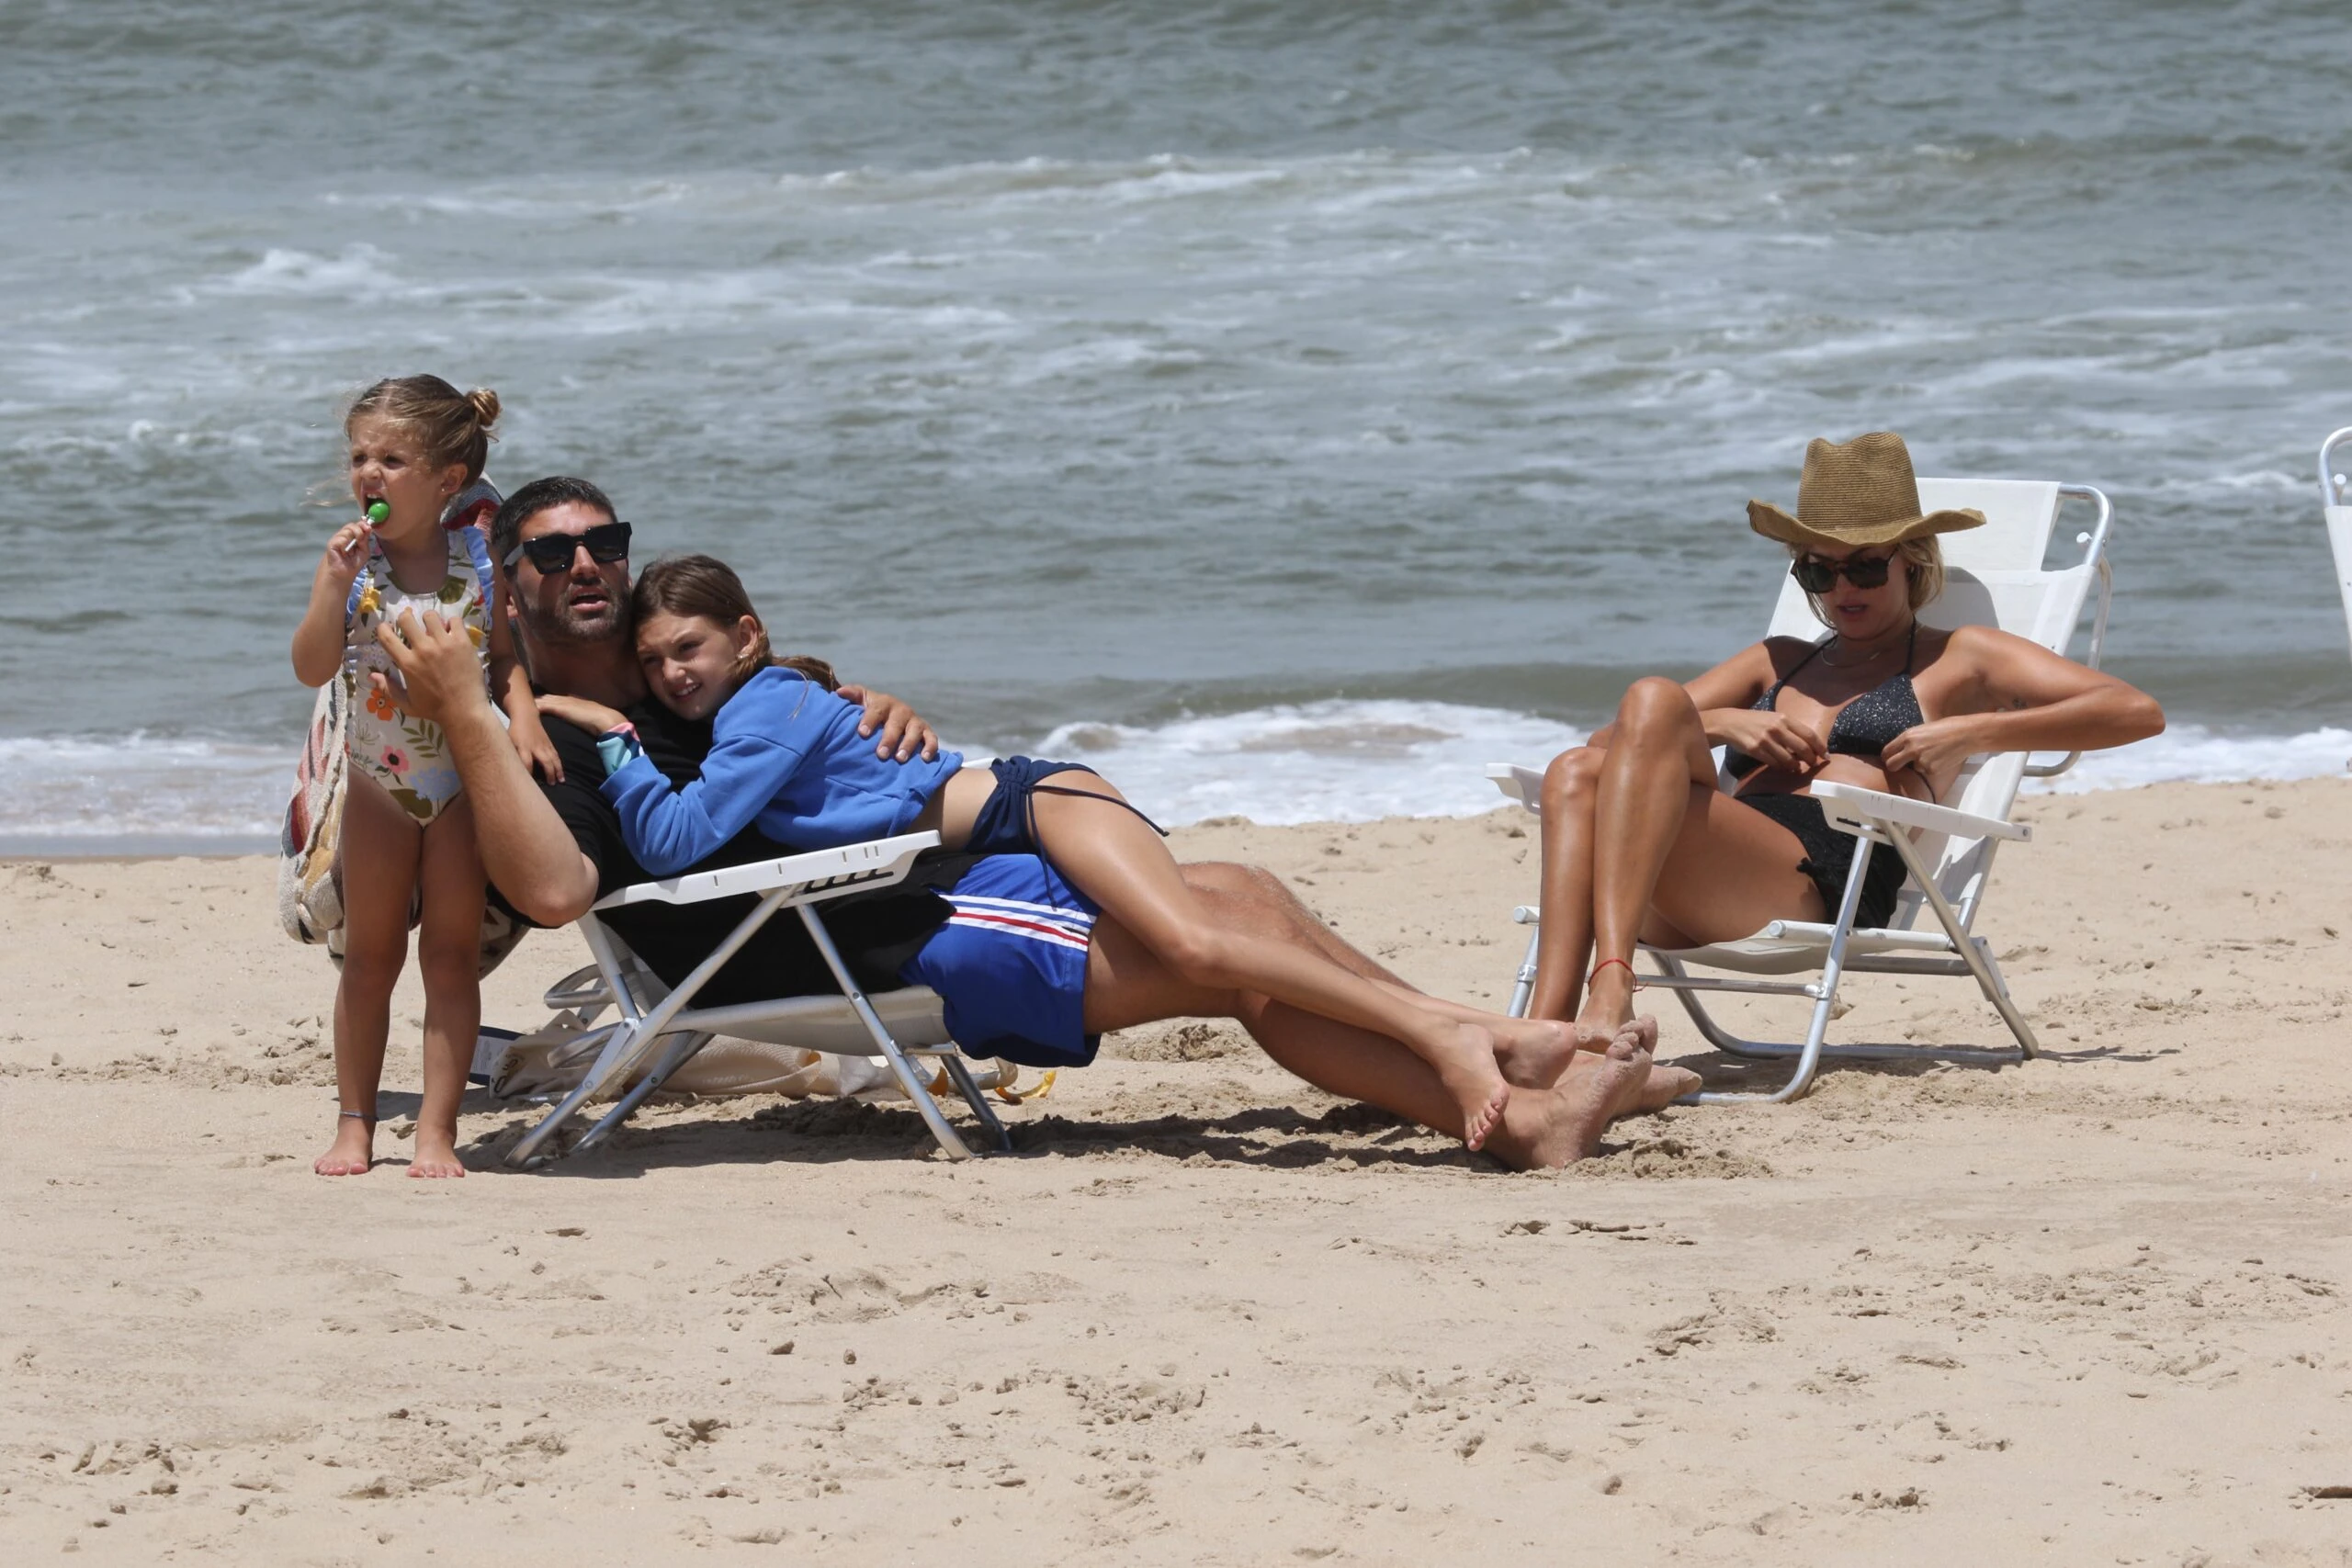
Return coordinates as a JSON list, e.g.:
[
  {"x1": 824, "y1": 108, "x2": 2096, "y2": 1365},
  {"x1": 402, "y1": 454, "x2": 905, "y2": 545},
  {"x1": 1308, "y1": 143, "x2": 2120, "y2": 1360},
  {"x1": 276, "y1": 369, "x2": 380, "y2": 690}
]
[{"x1": 289, "y1": 376, "x2": 555, "y2": 1177}]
